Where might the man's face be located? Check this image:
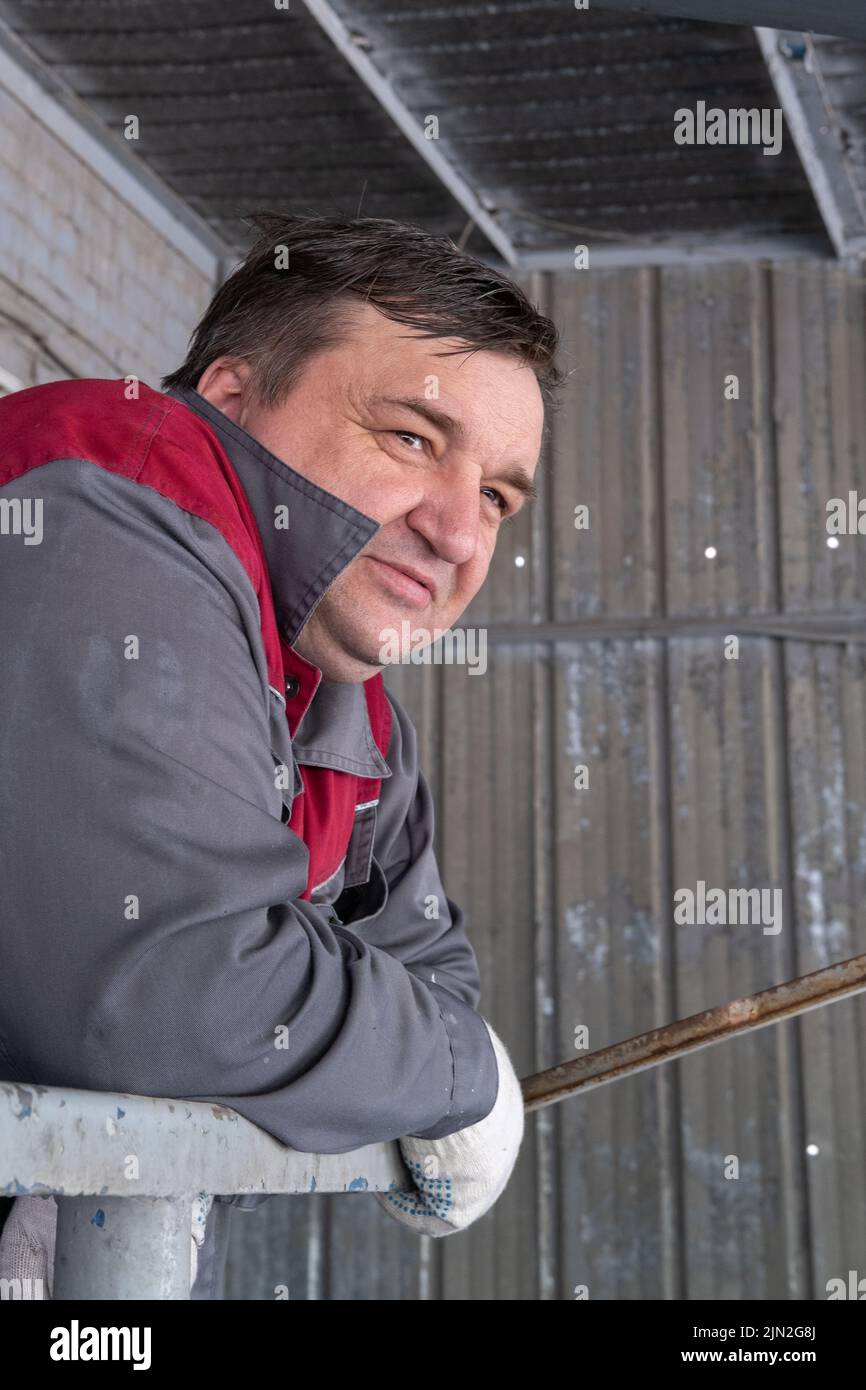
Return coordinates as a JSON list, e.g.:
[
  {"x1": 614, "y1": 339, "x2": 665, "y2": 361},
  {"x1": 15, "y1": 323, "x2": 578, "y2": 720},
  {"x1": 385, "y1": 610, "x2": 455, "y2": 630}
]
[{"x1": 197, "y1": 301, "x2": 545, "y2": 681}]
